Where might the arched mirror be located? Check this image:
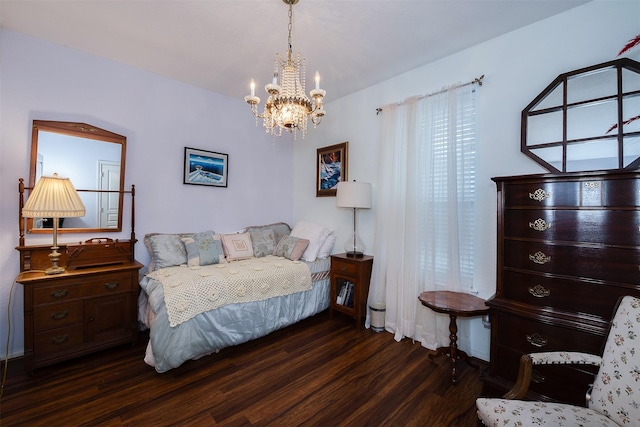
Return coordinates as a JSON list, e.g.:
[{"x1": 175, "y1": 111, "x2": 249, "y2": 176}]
[{"x1": 28, "y1": 120, "x2": 126, "y2": 233}]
